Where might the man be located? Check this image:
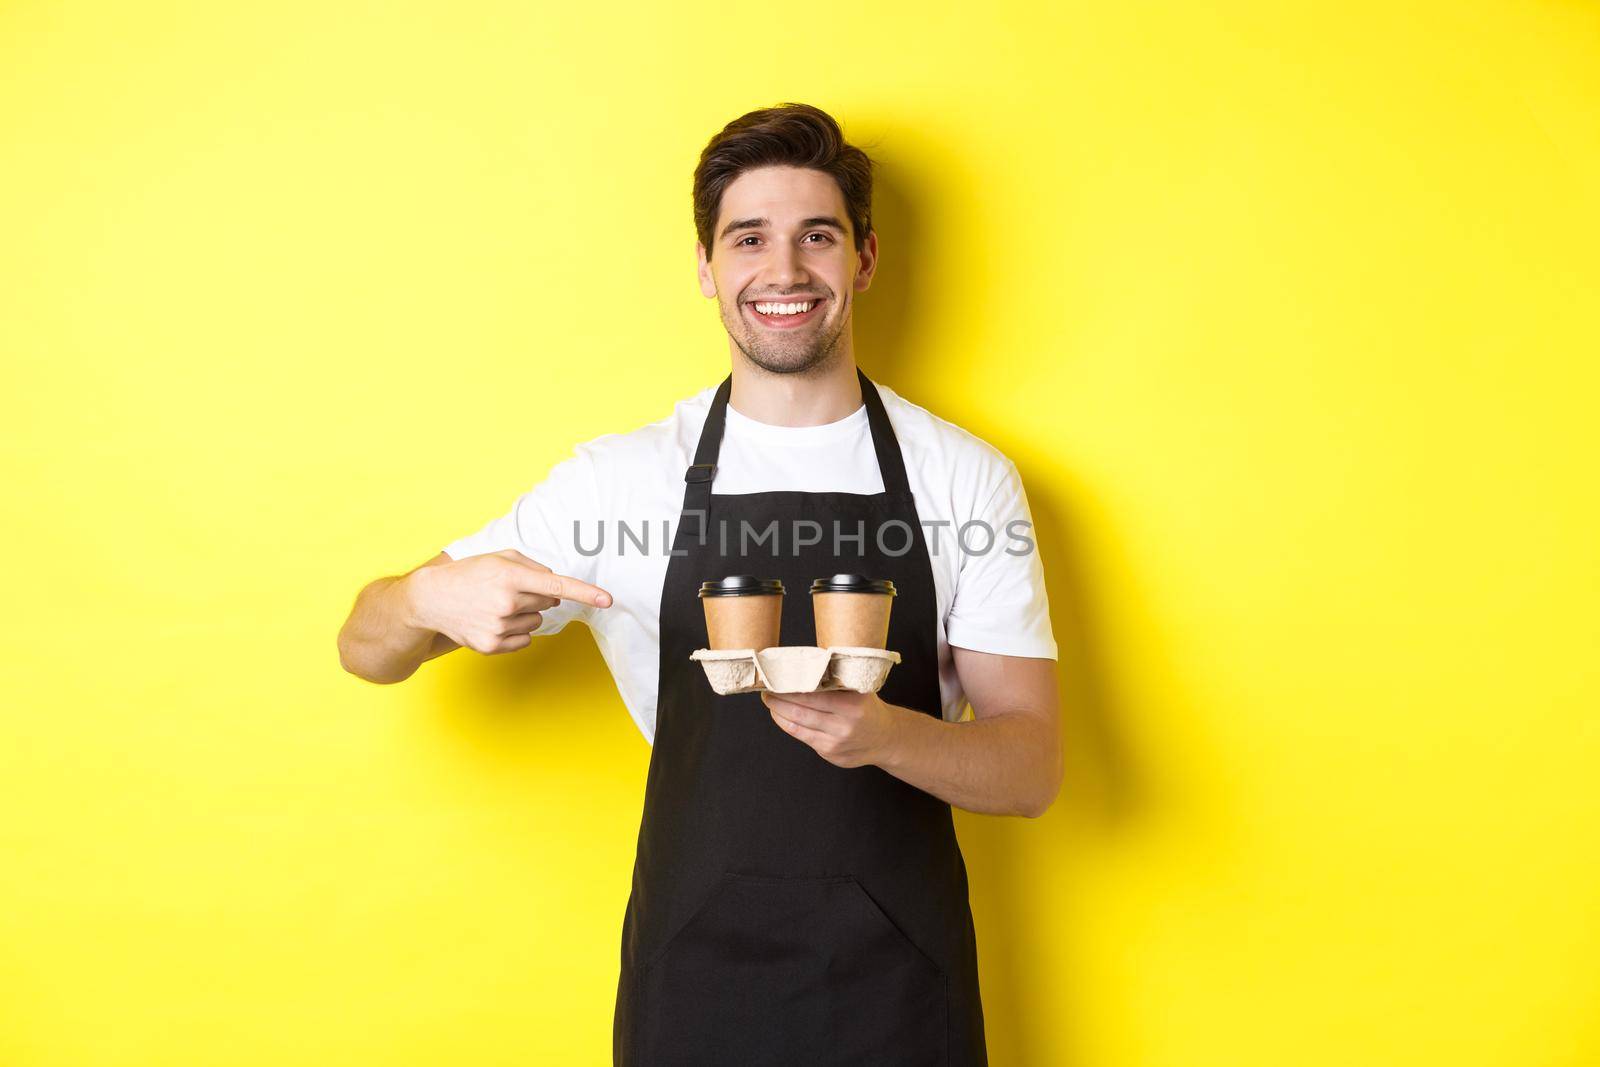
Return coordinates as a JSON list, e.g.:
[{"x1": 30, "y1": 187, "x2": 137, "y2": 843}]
[{"x1": 337, "y1": 102, "x2": 1061, "y2": 1066}]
